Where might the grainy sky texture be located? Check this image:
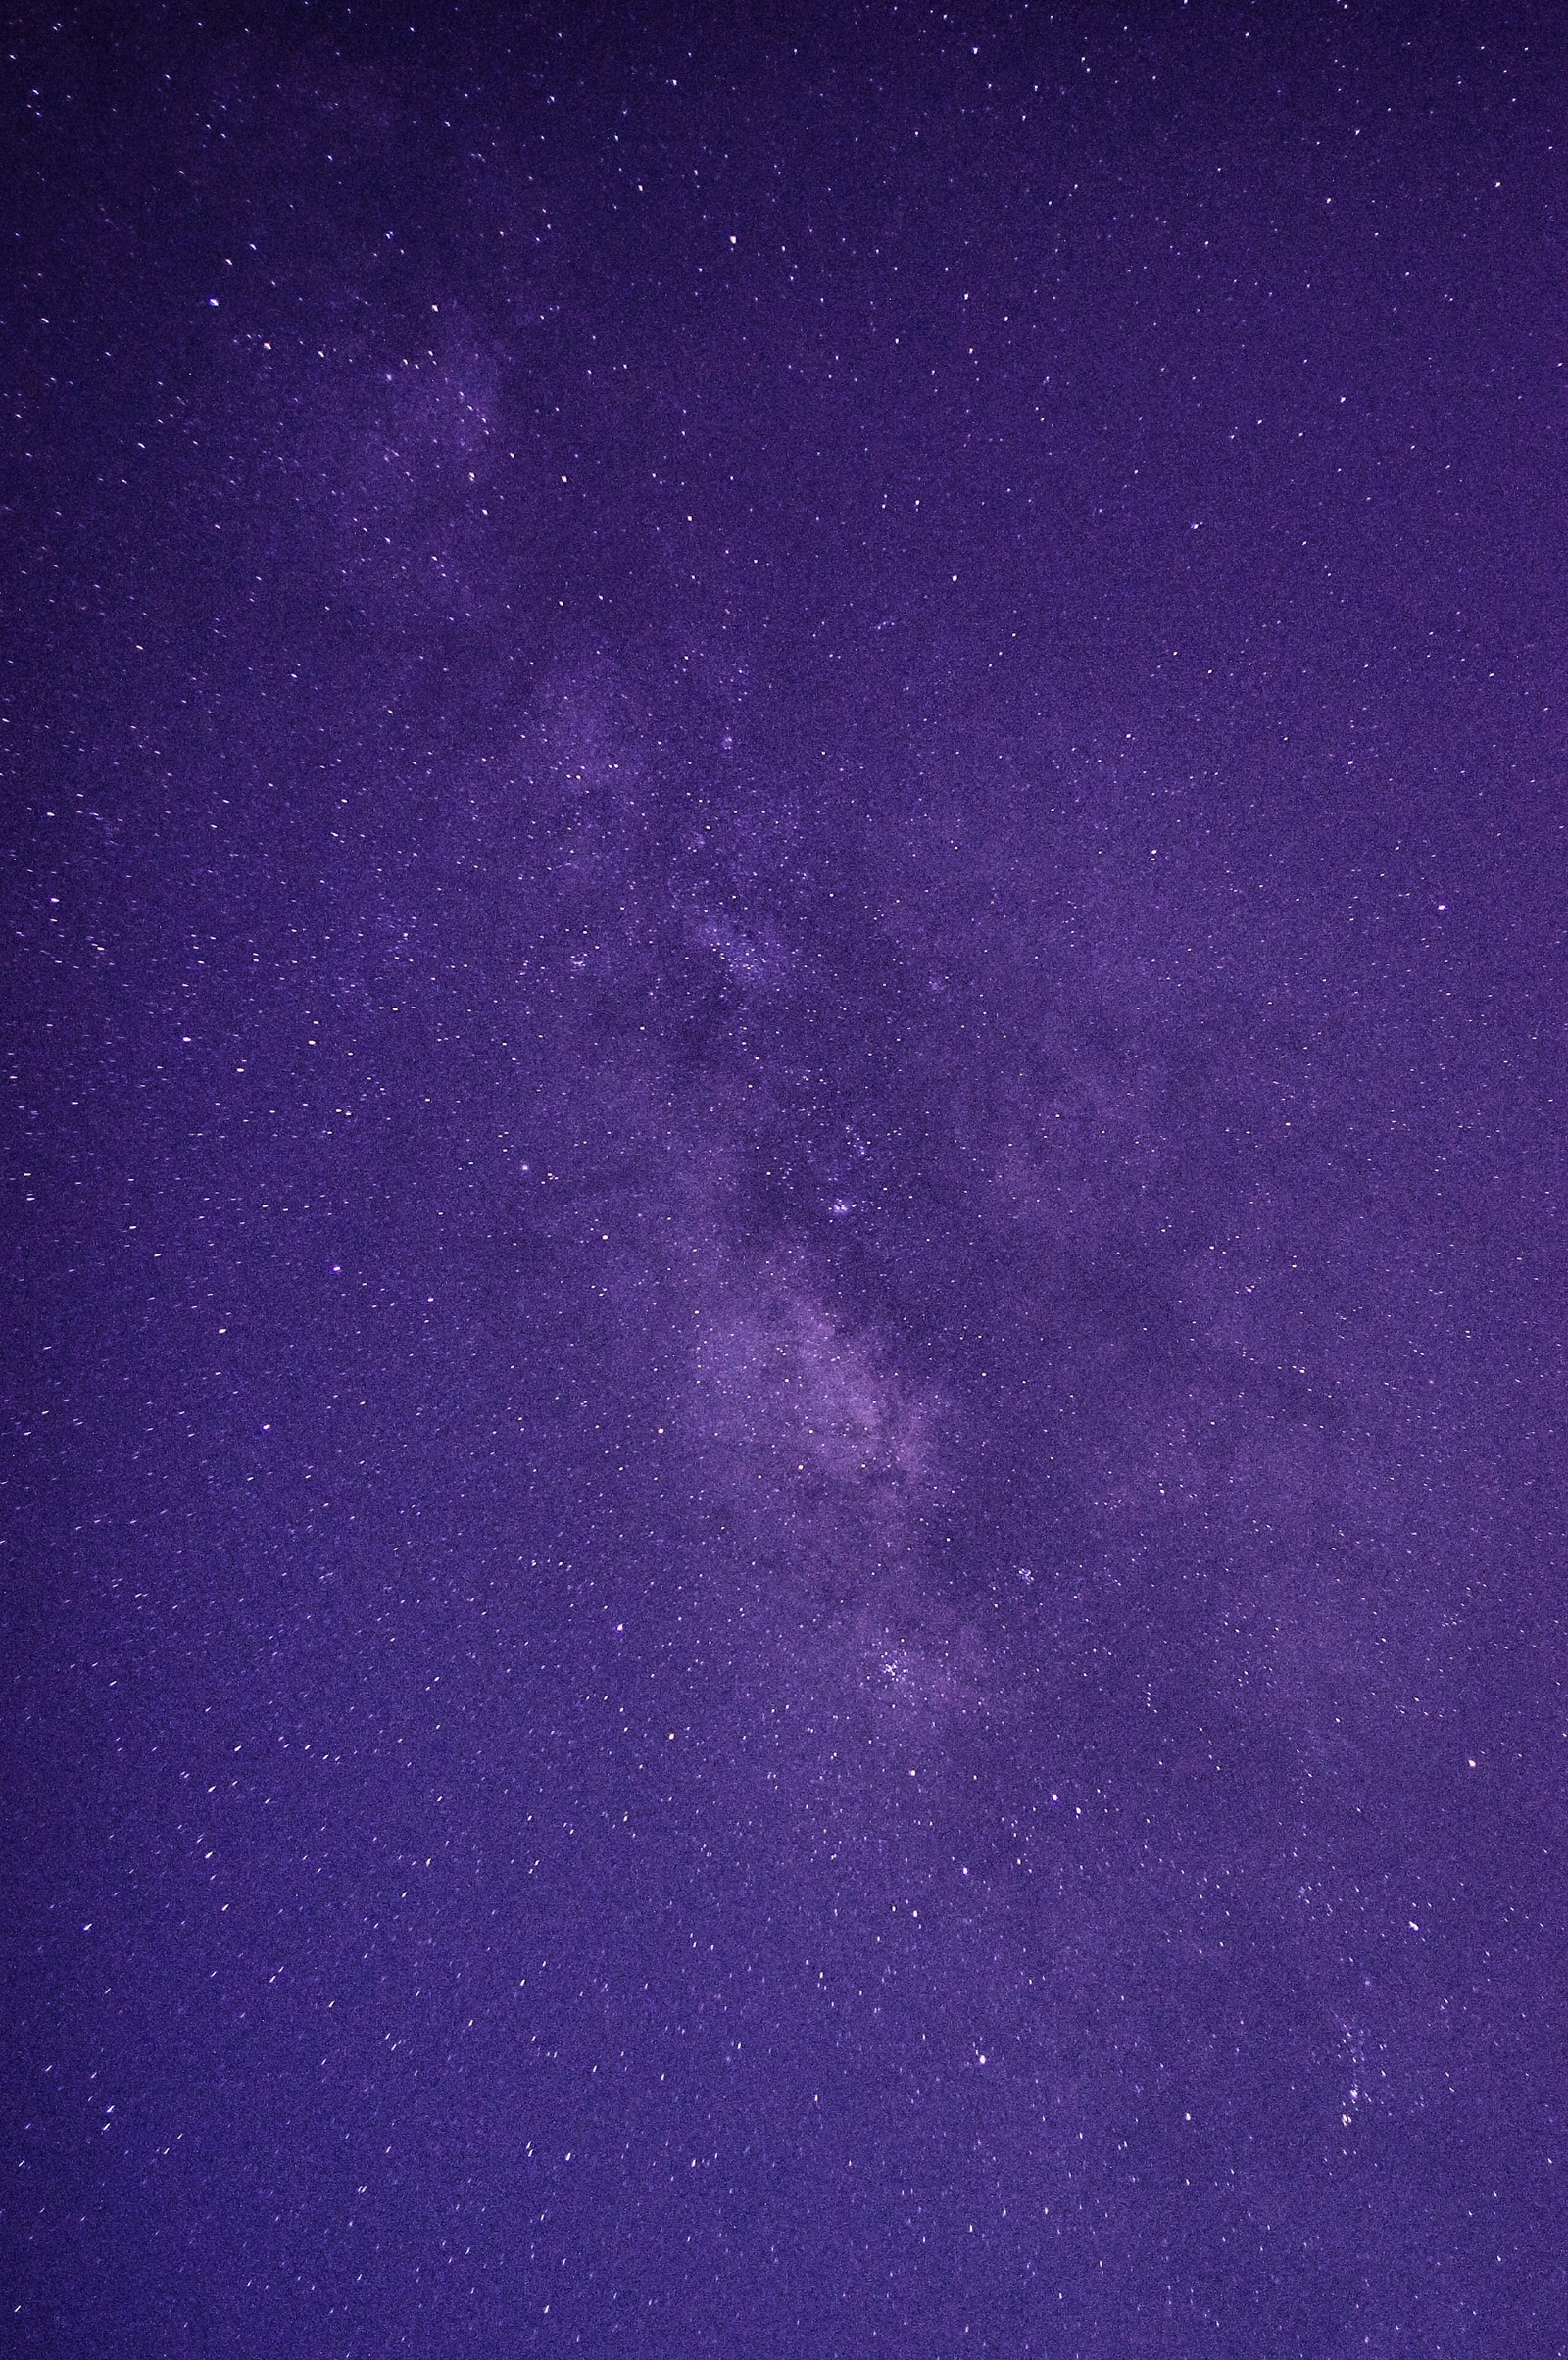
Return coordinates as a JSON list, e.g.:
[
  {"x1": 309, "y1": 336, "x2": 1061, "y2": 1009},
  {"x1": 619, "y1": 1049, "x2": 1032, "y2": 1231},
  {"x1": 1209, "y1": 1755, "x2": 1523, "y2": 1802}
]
[{"x1": 8, "y1": 5, "x2": 1568, "y2": 2352}]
